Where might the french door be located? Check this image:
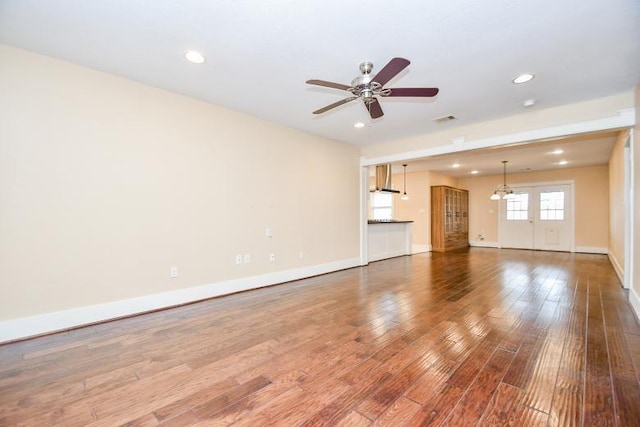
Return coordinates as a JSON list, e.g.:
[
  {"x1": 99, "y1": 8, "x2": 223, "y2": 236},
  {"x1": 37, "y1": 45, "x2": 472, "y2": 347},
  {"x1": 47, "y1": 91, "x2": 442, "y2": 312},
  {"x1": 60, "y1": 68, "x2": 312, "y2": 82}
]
[{"x1": 499, "y1": 183, "x2": 573, "y2": 252}]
